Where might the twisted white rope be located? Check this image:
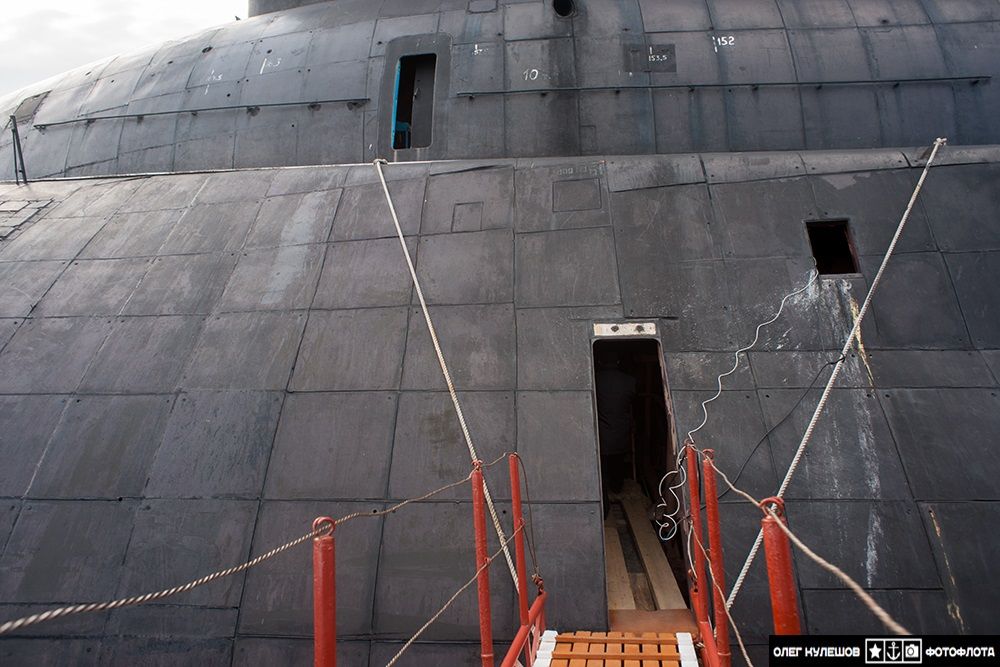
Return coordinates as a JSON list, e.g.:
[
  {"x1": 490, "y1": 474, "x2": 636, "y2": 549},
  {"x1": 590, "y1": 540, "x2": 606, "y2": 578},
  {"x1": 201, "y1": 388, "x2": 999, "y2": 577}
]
[
  {"x1": 691, "y1": 531, "x2": 754, "y2": 667},
  {"x1": 0, "y1": 467, "x2": 485, "y2": 636},
  {"x1": 384, "y1": 524, "x2": 523, "y2": 667},
  {"x1": 726, "y1": 138, "x2": 948, "y2": 607},
  {"x1": 708, "y1": 456, "x2": 910, "y2": 635},
  {"x1": 372, "y1": 159, "x2": 518, "y2": 586},
  {"x1": 0, "y1": 526, "x2": 324, "y2": 636}
]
